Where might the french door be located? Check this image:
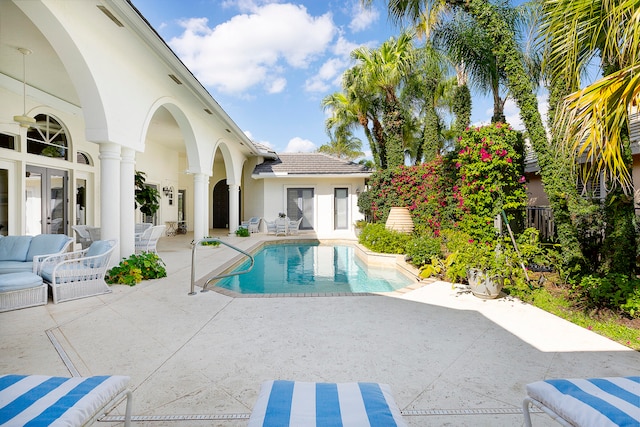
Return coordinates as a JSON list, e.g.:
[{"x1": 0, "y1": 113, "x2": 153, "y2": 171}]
[
  {"x1": 25, "y1": 166, "x2": 68, "y2": 235},
  {"x1": 286, "y1": 188, "x2": 314, "y2": 230}
]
